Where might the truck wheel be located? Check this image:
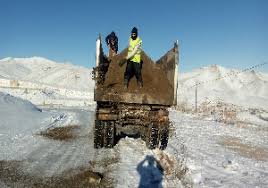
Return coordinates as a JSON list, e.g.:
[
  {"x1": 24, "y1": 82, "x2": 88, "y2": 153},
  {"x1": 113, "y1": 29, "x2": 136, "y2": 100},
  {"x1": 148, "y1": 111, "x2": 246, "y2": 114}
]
[
  {"x1": 94, "y1": 120, "x2": 104, "y2": 148},
  {"x1": 146, "y1": 123, "x2": 159, "y2": 149},
  {"x1": 159, "y1": 126, "x2": 169, "y2": 150},
  {"x1": 104, "y1": 121, "x2": 115, "y2": 148}
]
